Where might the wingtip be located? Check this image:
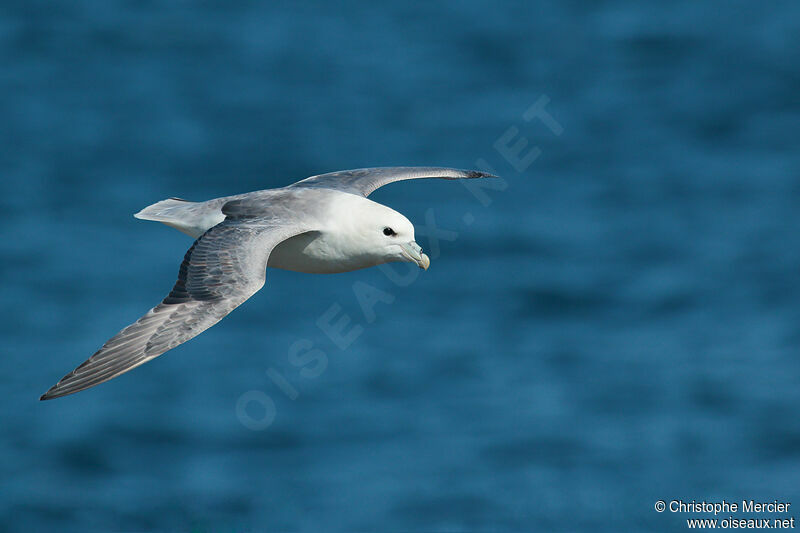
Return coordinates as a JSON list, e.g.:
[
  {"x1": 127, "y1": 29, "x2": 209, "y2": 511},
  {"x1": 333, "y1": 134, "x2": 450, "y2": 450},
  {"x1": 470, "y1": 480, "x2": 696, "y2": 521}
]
[
  {"x1": 40, "y1": 387, "x2": 74, "y2": 401},
  {"x1": 465, "y1": 170, "x2": 499, "y2": 179},
  {"x1": 40, "y1": 381, "x2": 71, "y2": 401}
]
